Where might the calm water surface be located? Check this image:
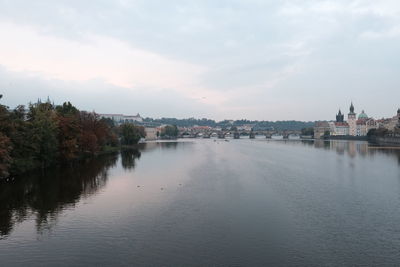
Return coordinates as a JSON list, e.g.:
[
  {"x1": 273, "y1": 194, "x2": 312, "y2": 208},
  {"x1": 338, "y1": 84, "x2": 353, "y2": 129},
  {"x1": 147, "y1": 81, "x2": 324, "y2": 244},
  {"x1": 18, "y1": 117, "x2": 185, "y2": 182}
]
[{"x1": 1, "y1": 139, "x2": 400, "y2": 266}]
